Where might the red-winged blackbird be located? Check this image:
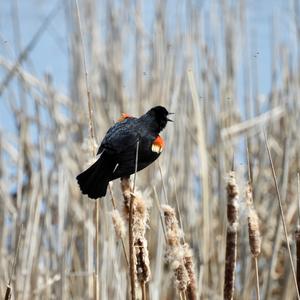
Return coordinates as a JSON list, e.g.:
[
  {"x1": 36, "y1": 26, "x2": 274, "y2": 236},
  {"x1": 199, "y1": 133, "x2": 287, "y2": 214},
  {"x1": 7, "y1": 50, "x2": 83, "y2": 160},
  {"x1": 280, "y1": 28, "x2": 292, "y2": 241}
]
[{"x1": 76, "y1": 106, "x2": 173, "y2": 199}]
